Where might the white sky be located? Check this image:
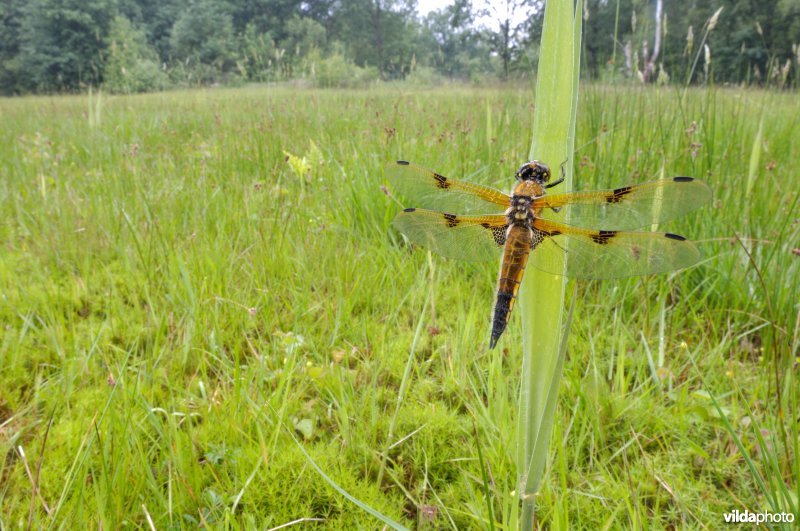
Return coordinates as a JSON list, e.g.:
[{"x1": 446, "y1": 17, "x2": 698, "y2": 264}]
[
  {"x1": 417, "y1": 0, "x2": 533, "y2": 30},
  {"x1": 417, "y1": 0, "x2": 456, "y2": 16}
]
